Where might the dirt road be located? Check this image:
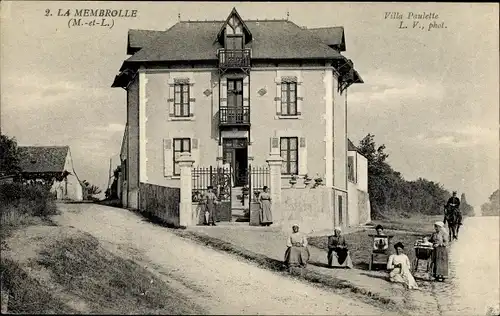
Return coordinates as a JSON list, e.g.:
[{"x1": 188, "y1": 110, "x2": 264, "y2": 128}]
[{"x1": 53, "y1": 203, "x2": 392, "y2": 315}]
